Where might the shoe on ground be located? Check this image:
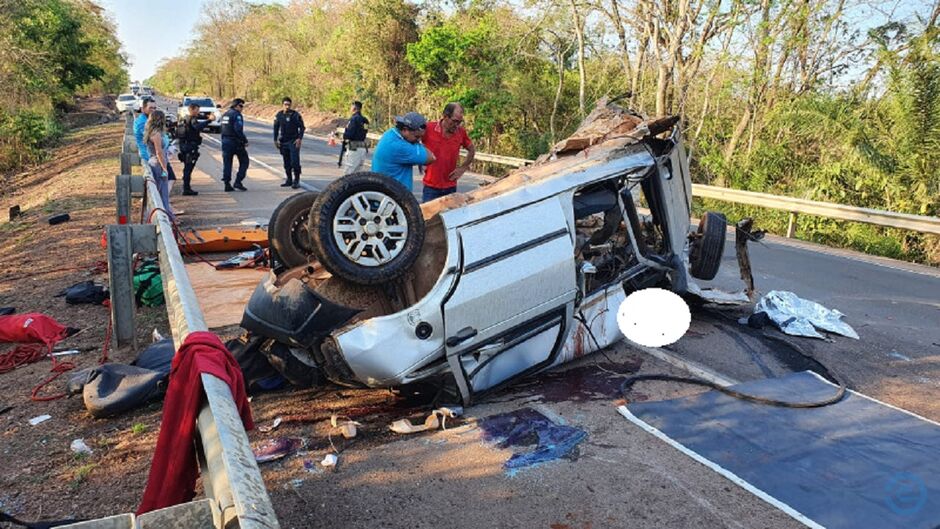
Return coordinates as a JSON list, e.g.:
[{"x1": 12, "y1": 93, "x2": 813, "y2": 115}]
[
  {"x1": 291, "y1": 182, "x2": 300, "y2": 189},
  {"x1": 234, "y1": 183, "x2": 248, "y2": 191},
  {"x1": 224, "y1": 184, "x2": 234, "y2": 192},
  {"x1": 280, "y1": 181, "x2": 292, "y2": 187},
  {"x1": 182, "y1": 188, "x2": 199, "y2": 196}
]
